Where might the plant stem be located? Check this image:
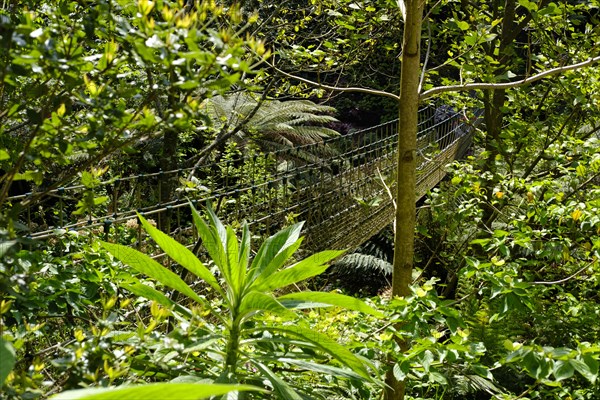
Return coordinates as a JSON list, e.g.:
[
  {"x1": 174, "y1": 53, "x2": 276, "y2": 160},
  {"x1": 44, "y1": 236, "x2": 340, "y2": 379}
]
[{"x1": 225, "y1": 316, "x2": 241, "y2": 378}]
